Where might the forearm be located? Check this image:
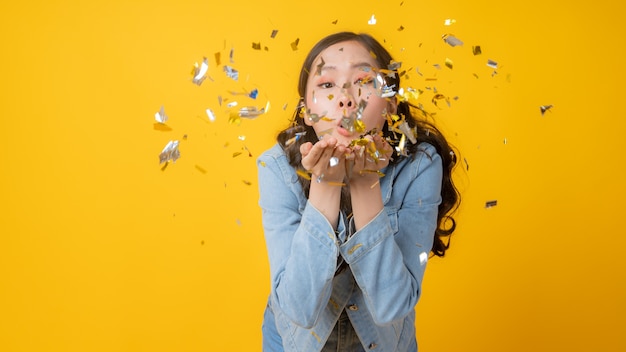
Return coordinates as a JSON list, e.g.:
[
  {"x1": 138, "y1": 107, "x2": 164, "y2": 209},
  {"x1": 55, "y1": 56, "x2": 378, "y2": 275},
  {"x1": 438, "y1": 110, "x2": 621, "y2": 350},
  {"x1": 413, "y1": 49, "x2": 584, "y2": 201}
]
[
  {"x1": 308, "y1": 181, "x2": 342, "y2": 229},
  {"x1": 349, "y1": 176, "x2": 383, "y2": 231}
]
